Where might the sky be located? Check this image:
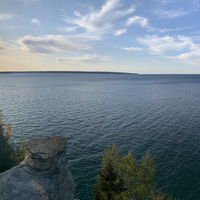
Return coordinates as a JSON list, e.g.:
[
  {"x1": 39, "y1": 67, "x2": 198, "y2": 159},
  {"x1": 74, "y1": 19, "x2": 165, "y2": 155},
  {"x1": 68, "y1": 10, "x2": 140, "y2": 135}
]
[{"x1": 1, "y1": 0, "x2": 200, "y2": 74}]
